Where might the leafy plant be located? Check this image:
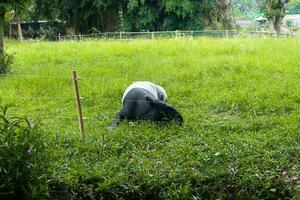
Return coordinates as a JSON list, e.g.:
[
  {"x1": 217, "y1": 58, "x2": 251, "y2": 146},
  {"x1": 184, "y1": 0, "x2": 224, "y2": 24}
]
[
  {"x1": 0, "y1": 105, "x2": 50, "y2": 199},
  {"x1": 0, "y1": 52, "x2": 12, "y2": 75}
]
